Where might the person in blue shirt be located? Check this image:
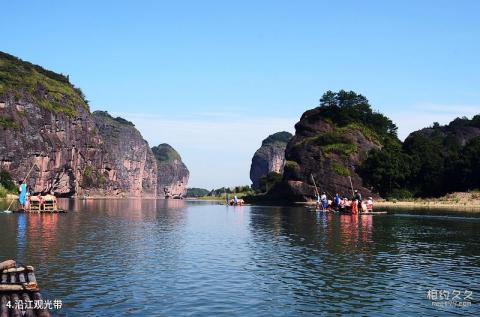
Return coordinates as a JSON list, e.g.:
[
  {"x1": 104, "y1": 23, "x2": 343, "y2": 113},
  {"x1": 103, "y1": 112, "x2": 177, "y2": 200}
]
[
  {"x1": 320, "y1": 192, "x2": 328, "y2": 211},
  {"x1": 333, "y1": 193, "x2": 341, "y2": 210},
  {"x1": 18, "y1": 180, "x2": 27, "y2": 210}
]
